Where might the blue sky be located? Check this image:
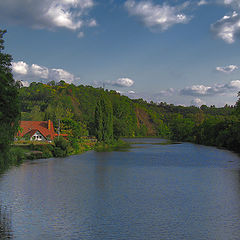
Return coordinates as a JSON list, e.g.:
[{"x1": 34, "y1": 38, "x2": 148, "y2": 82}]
[{"x1": 1, "y1": 0, "x2": 240, "y2": 106}]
